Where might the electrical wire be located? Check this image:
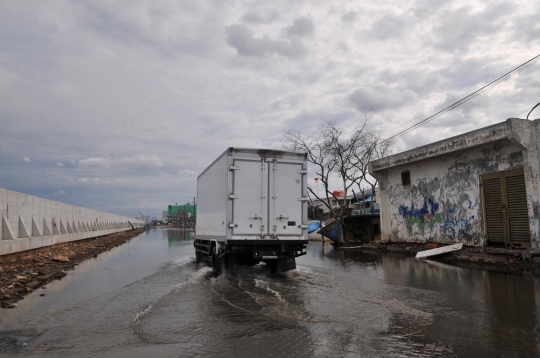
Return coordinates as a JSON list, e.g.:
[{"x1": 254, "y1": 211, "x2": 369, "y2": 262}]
[
  {"x1": 527, "y1": 103, "x2": 540, "y2": 119},
  {"x1": 382, "y1": 53, "x2": 540, "y2": 144}
]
